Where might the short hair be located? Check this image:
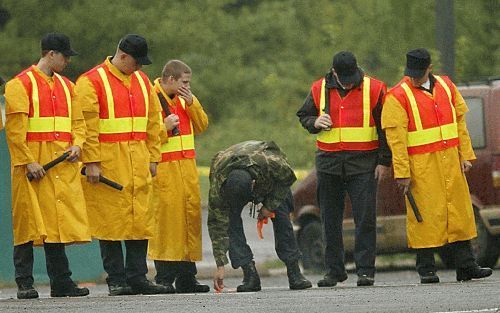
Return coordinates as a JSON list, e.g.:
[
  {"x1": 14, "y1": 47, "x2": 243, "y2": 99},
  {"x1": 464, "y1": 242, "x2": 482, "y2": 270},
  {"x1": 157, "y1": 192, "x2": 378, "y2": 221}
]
[
  {"x1": 162, "y1": 60, "x2": 191, "y2": 80},
  {"x1": 221, "y1": 169, "x2": 253, "y2": 209}
]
